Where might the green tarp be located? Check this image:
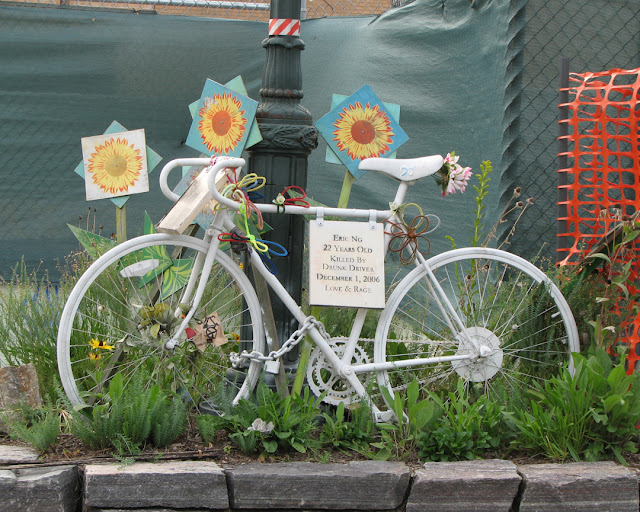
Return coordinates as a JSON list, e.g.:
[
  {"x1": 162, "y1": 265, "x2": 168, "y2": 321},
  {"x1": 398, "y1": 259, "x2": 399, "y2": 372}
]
[{"x1": 0, "y1": 0, "x2": 516, "y2": 281}]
